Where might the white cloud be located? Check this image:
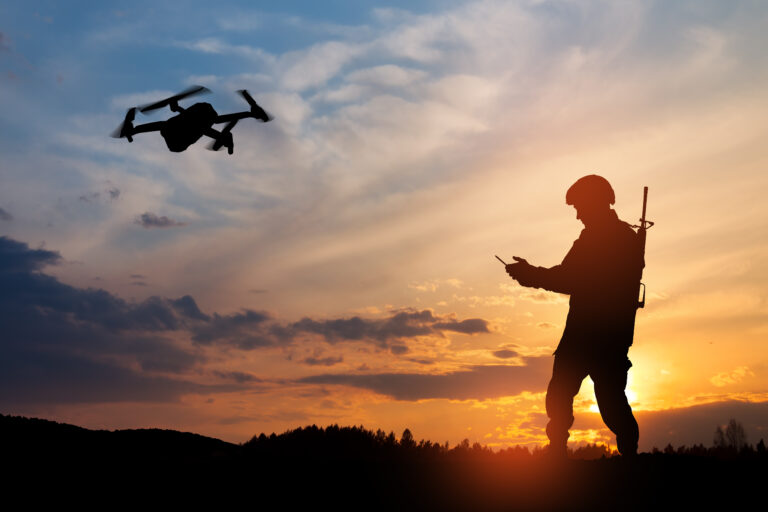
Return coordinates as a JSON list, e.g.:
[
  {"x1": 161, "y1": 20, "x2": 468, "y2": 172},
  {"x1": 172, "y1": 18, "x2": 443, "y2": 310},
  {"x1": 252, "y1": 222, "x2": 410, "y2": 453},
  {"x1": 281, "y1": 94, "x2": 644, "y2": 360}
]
[{"x1": 345, "y1": 65, "x2": 427, "y2": 87}]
